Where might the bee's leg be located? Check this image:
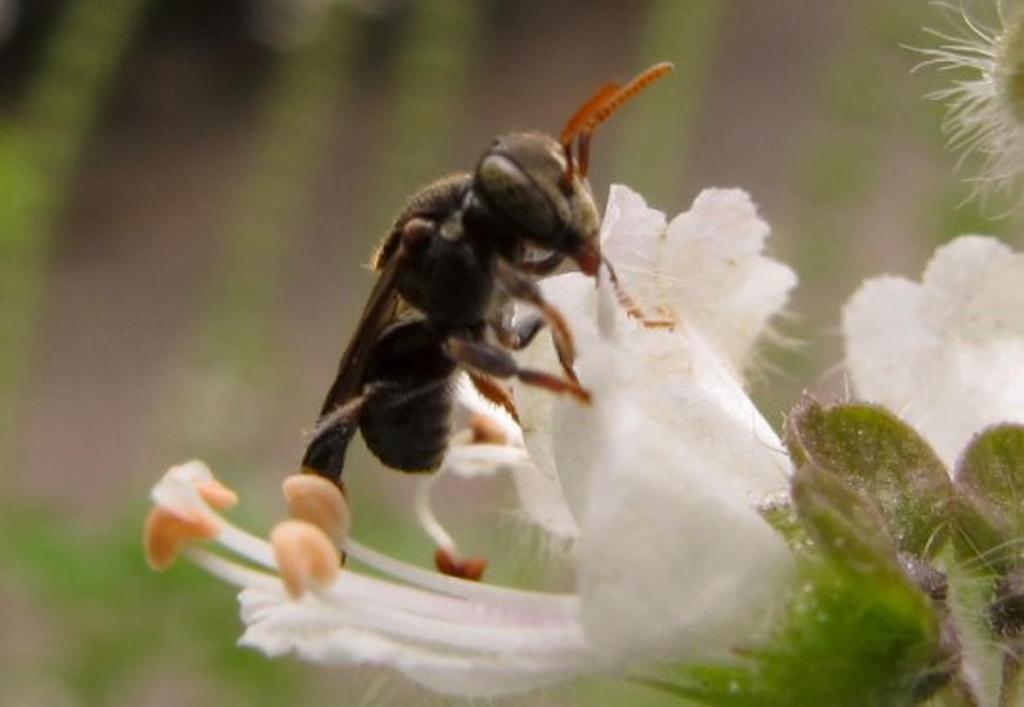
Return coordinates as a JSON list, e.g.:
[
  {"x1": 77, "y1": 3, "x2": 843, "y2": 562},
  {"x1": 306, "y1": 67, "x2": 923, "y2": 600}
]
[
  {"x1": 292, "y1": 394, "x2": 372, "y2": 568},
  {"x1": 517, "y1": 251, "x2": 565, "y2": 276},
  {"x1": 301, "y1": 393, "x2": 371, "y2": 488},
  {"x1": 467, "y1": 372, "x2": 521, "y2": 423},
  {"x1": 444, "y1": 336, "x2": 590, "y2": 404},
  {"x1": 492, "y1": 311, "x2": 545, "y2": 350},
  {"x1": 603, "y1": 257, "x2": 676, "y2": 329},
  {"x1": 493, "y1": 259, "x2": 578, "y2": 380}
]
